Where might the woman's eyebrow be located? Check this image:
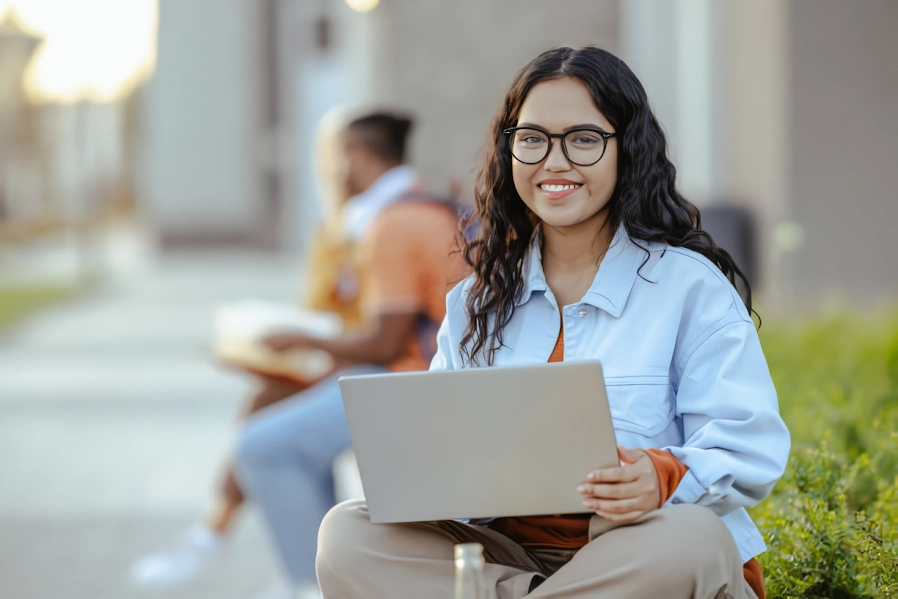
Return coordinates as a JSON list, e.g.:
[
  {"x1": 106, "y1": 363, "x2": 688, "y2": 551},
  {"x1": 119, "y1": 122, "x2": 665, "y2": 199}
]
[
  {"x1": 516, "y1": 122, "x2": 607, "y2": 132},
  {"x1": 565, "y1": 123, "x2": 606, "y2": 132}
]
